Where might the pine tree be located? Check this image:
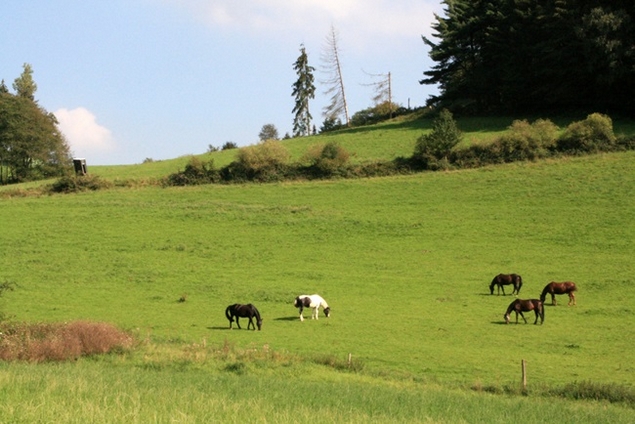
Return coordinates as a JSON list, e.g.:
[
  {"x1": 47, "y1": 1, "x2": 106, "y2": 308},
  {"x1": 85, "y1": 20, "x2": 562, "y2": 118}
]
[{"x1": 291, "y1": 44, "x2": 316, "y2": 137}]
